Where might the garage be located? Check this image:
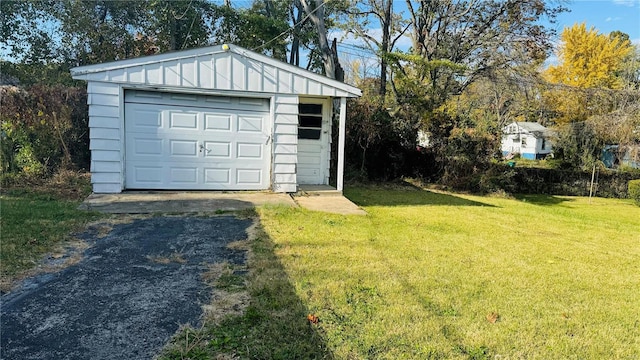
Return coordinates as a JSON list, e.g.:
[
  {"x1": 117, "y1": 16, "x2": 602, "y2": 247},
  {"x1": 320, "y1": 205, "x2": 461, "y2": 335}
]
[
  {"x1": 70, "y1": 44, "x2": 361, "y2": 194},
  {"x1": 125, "y1": 90, "x2": 270, "y2": 190}
]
